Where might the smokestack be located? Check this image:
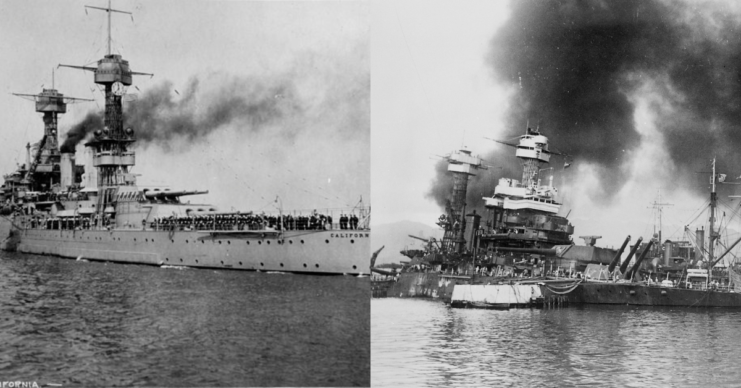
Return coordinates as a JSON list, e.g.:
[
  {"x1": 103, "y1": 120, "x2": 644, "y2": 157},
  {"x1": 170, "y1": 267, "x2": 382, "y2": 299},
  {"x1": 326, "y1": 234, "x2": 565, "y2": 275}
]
[
  {"x1": 60, "y1": 152, "x2": 75, "y2": 190},
  {"x1": 81, "y1": 148, "x2": 97, "y2": 189},
  {"x1": 465, "y1": 211, "x2": 481, "y2": 253},
  {"x1": 25, "y1": 143, "x2": 31, "y2": 169}
]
